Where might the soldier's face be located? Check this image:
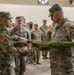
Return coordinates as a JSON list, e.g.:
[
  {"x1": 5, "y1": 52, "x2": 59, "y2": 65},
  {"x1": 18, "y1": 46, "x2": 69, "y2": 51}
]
[
  {"x1": 50, "y1": 11, "x2": 59, "y2": 23},
  {"x1": 16, "y1": 20, "x2": 22, "y2": 26},
  {"x1": 43, "y1": 21, "x2": 47, "y2": 25},
  {"x1": 3, "y1": 18, "x2": 12, "y2": 27},
  {"x1": 34, "y1": 25, "x2": 38, "y2": 30}
]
